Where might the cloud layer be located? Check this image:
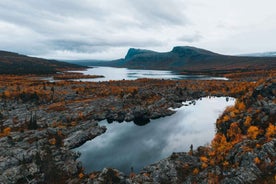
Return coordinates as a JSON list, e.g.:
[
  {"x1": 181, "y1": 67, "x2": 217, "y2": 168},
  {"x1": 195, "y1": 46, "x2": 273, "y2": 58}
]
[{"x1": 0, "y1": 0, "x2": 276, "y2": 59}]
